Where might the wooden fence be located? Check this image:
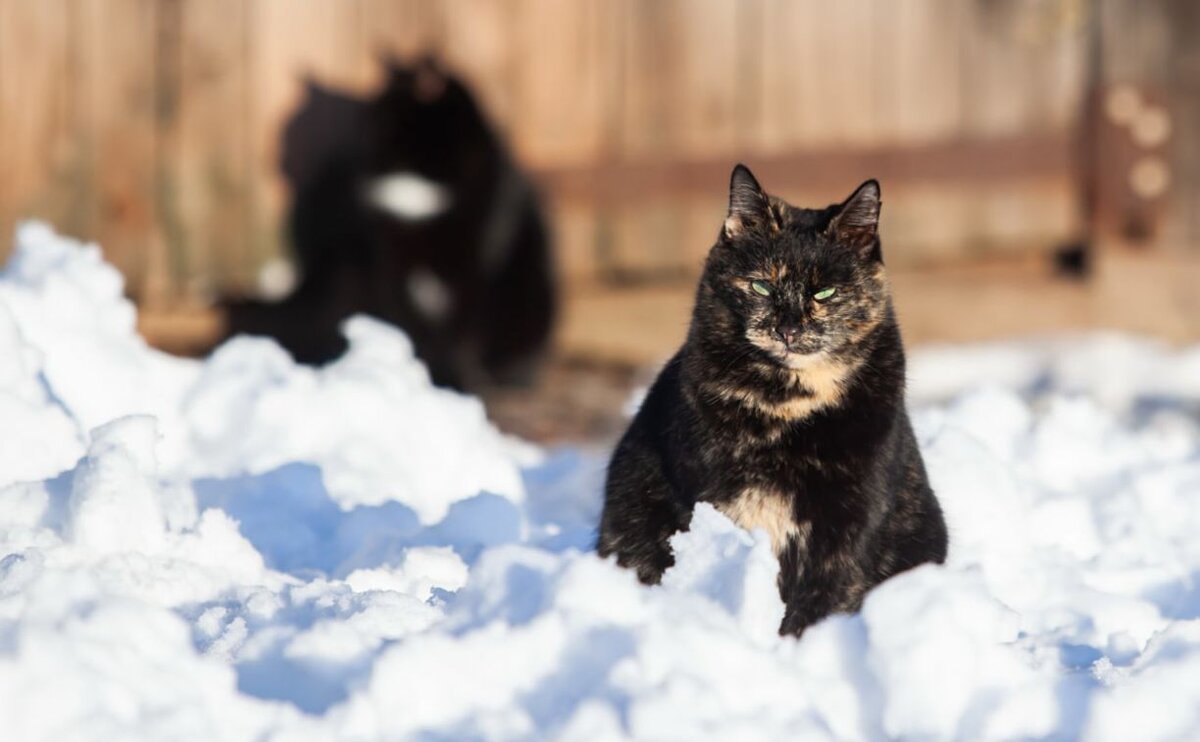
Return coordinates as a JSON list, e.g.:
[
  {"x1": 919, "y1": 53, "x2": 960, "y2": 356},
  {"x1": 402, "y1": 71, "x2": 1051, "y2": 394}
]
[{"x1": 0, "y1": 0, "x2": 1192, "y2": 306}]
